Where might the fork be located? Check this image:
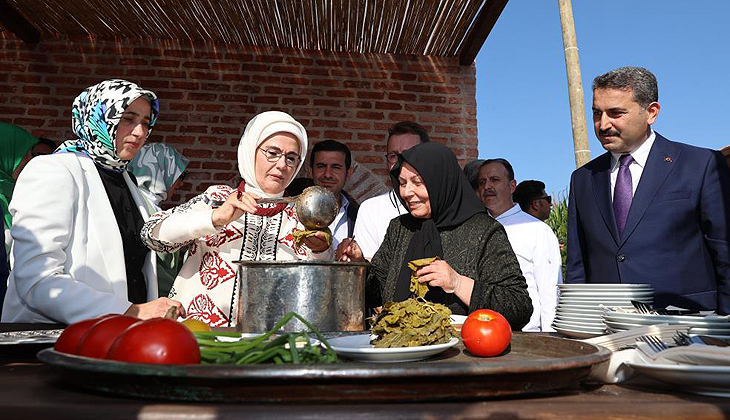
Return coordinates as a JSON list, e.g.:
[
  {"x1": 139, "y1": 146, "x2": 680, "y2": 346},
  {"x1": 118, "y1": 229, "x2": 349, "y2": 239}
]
[{"x1": 637, "y1": 335, "x2": 669, "y2": 353}]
